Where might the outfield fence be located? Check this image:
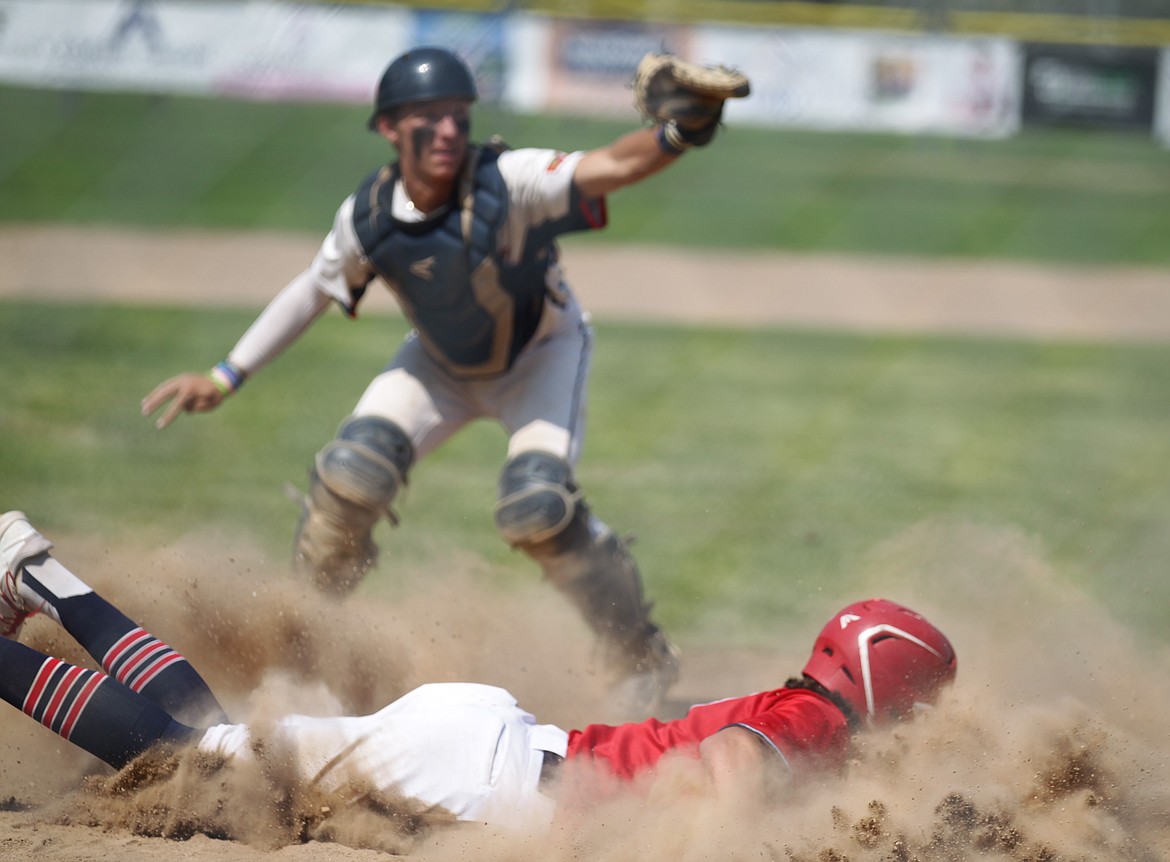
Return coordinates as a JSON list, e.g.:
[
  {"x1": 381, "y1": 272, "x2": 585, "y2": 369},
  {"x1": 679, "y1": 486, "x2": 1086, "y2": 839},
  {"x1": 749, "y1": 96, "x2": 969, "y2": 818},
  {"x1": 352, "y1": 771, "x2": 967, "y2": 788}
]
[{"x1": 1, "y1": 0, "x2": 1169, "y2": 142}]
